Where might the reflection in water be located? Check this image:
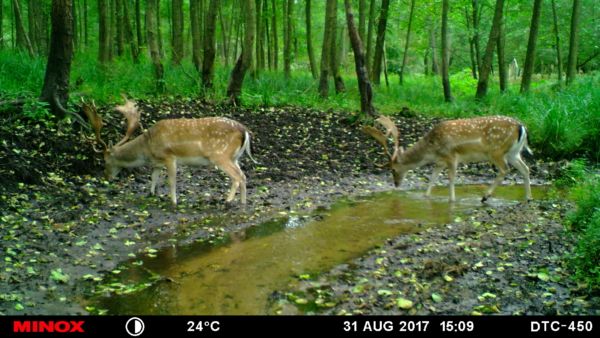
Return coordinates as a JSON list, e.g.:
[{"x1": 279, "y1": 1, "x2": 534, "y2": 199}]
[{"x1": 95, "y1": 185, "x2": 547, "y2": 315}]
